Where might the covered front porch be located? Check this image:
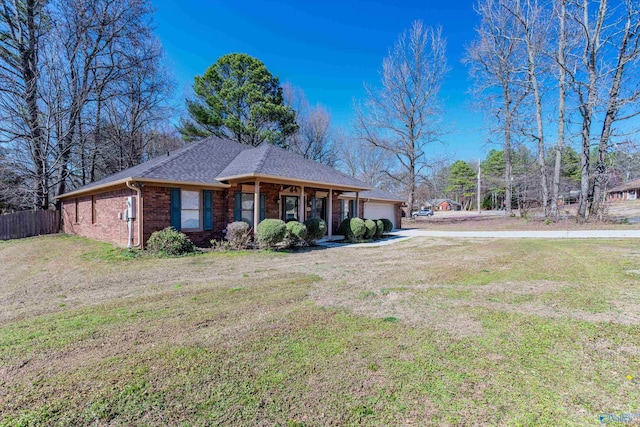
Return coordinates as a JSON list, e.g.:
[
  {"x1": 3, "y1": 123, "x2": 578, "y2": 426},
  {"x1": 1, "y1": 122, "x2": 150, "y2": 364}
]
[{"x1": 227, "y1": 179, "x2": 365, "y2": 240}]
